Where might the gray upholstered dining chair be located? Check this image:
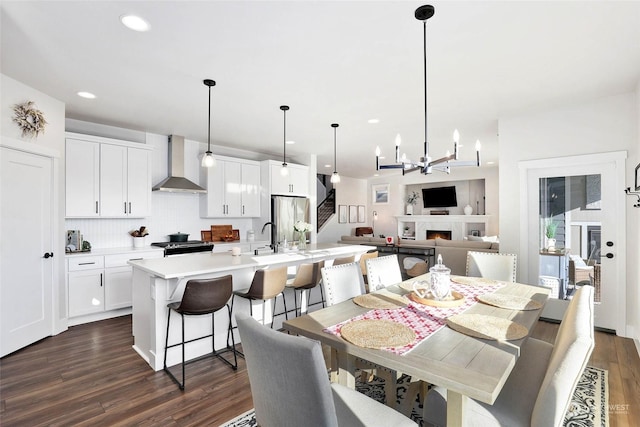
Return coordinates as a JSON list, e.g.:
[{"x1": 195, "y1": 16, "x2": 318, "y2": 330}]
[
  {"x1": 235, "y1": 312, "x2": 417, "y2": 427},
  {"x1": 423, "y1": 285, "x2": 595, "y2": 427},
  {"x1": 365, "y1": 254, "x2": 403, "y2": 292},
  {"x1": 465, "y1": 251, "x2": 517, "y2": 282}
]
